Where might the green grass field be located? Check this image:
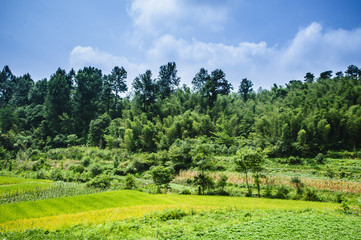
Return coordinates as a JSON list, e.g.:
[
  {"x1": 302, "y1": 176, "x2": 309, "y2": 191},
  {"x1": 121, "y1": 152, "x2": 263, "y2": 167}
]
[
  {"x1": 0, "y1": 189, "x2": 341, "y2": 231},
  {"x1": 0, "y1": 172, "x2": 360, "y2": 239},
  {"x1": 0, "y1": 176, "x2": 53, "y2": 194}
]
